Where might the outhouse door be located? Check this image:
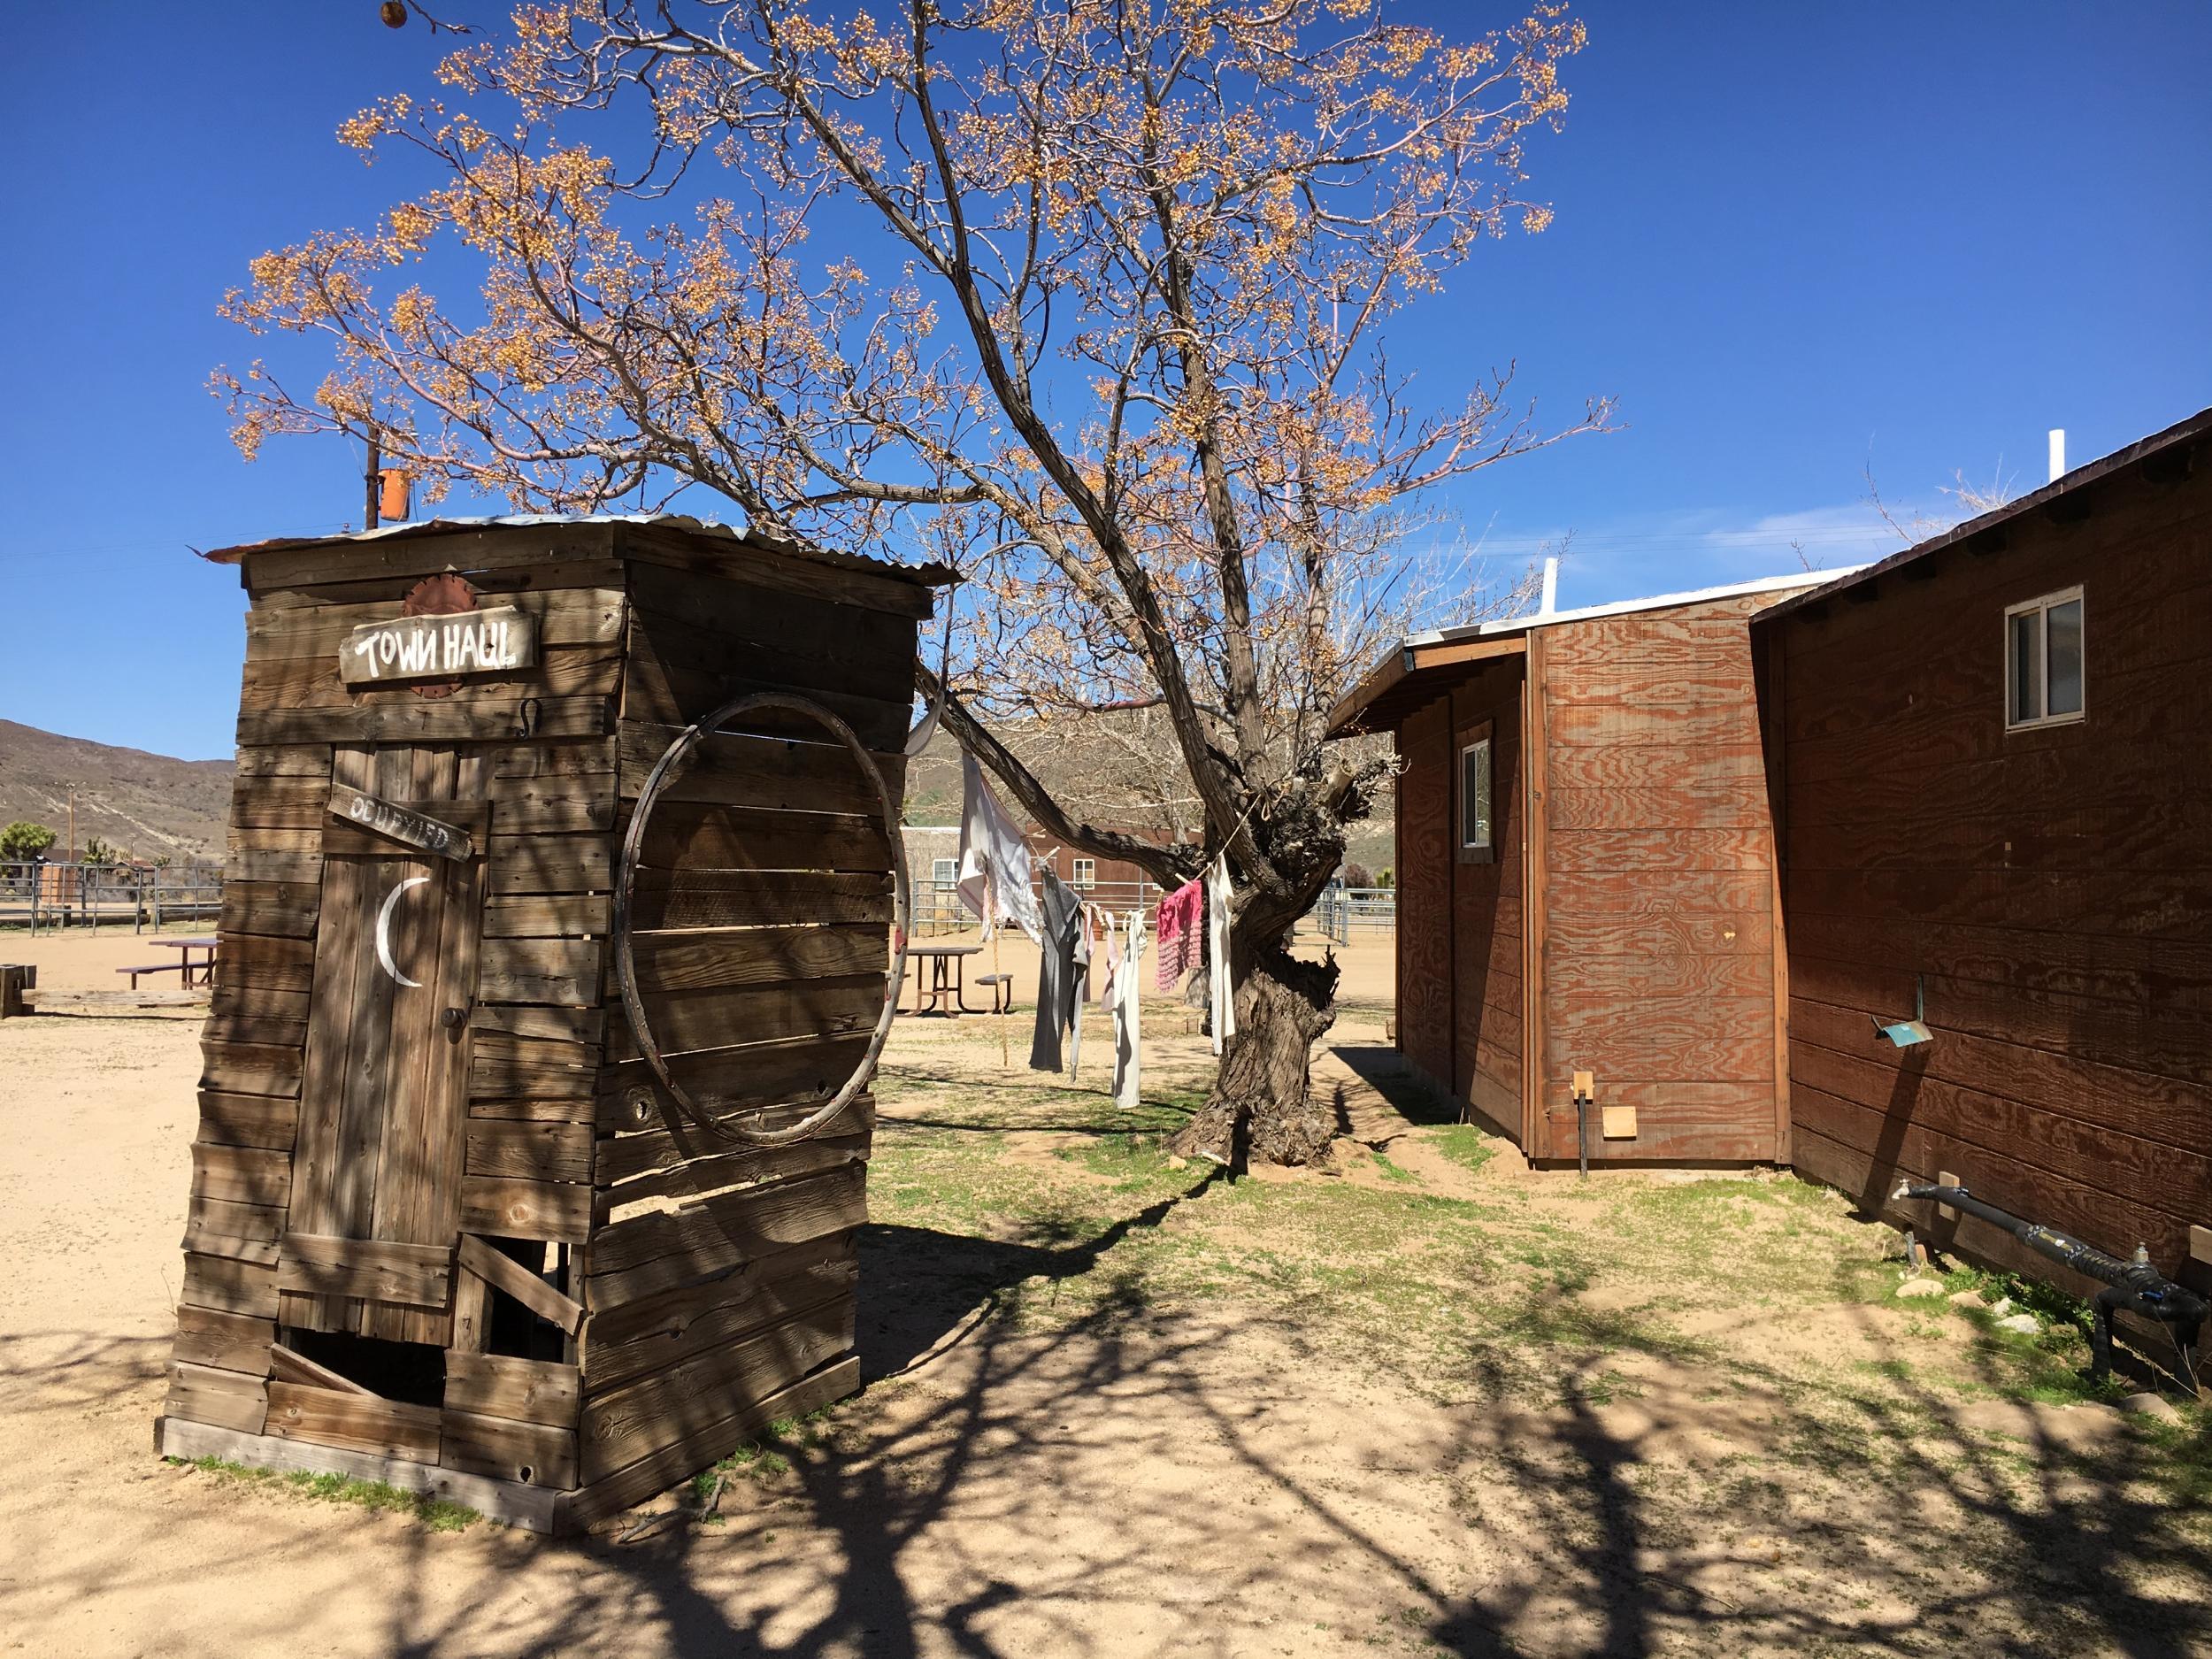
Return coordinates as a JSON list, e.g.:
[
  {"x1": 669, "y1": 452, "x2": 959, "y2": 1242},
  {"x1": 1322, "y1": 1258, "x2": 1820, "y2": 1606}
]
[{"x1": 280, "y1": 744, "x2": 488, "y2": 1346}]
